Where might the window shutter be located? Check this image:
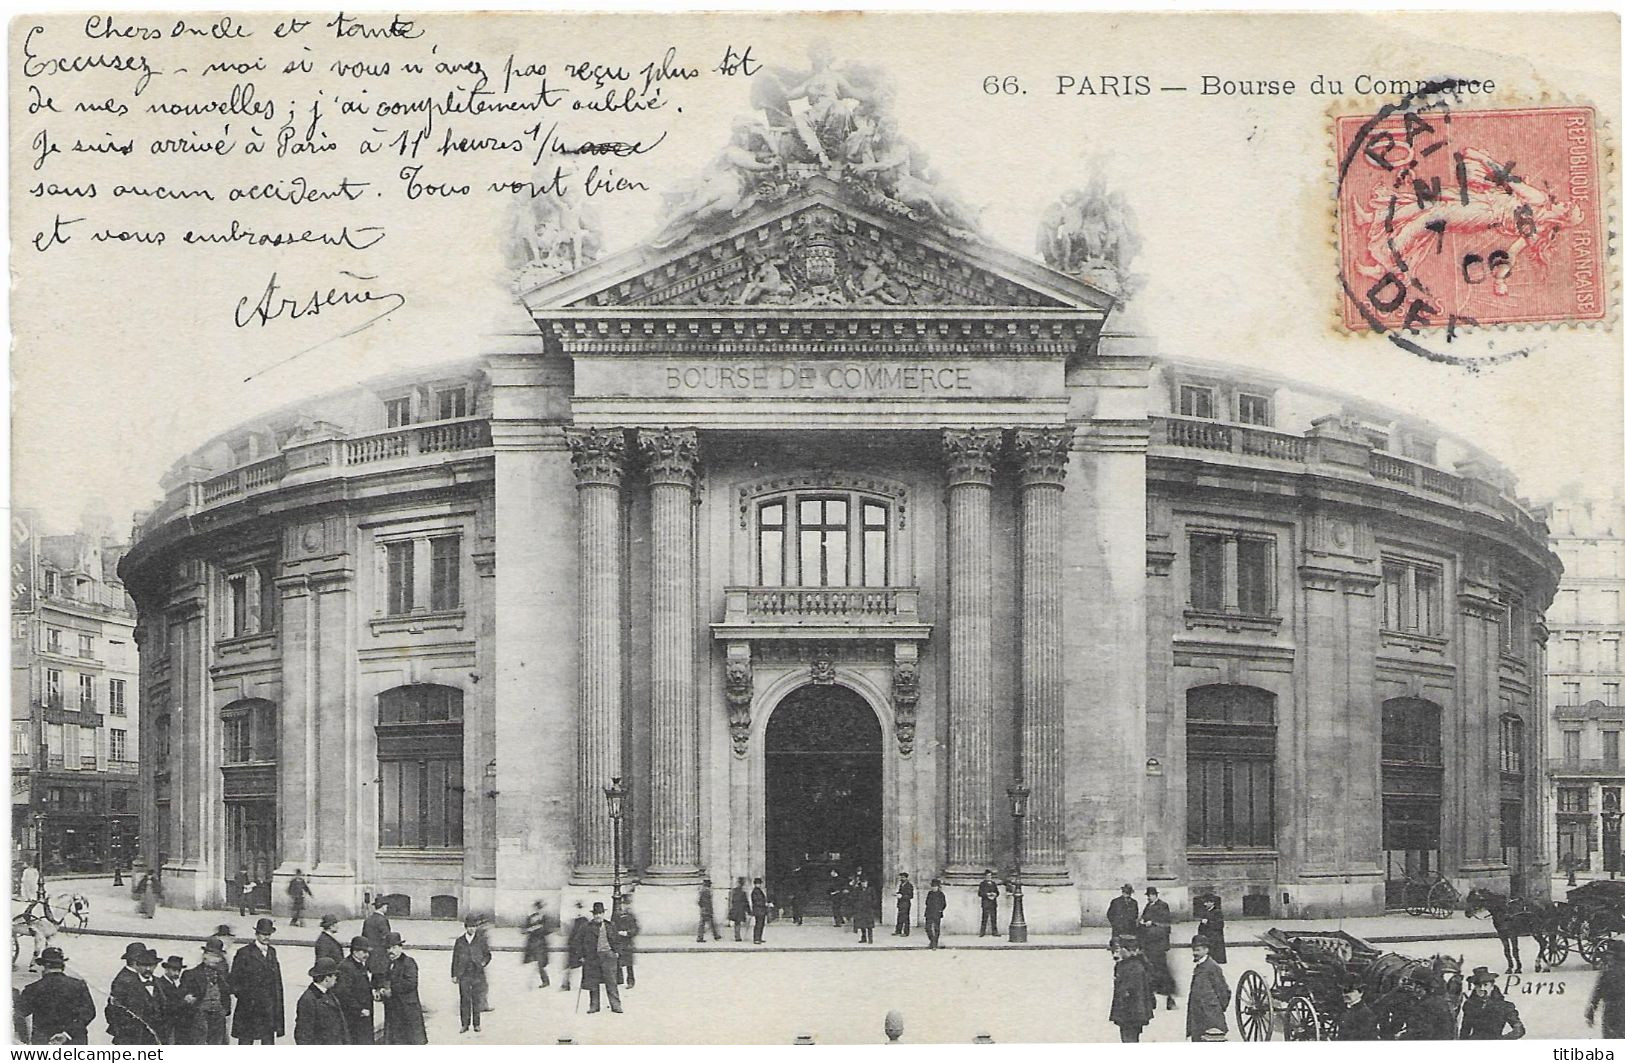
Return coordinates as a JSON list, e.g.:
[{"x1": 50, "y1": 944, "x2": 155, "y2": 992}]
[{"x1": 245, "y1": 567, "x2": 262, "y2": 635}]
